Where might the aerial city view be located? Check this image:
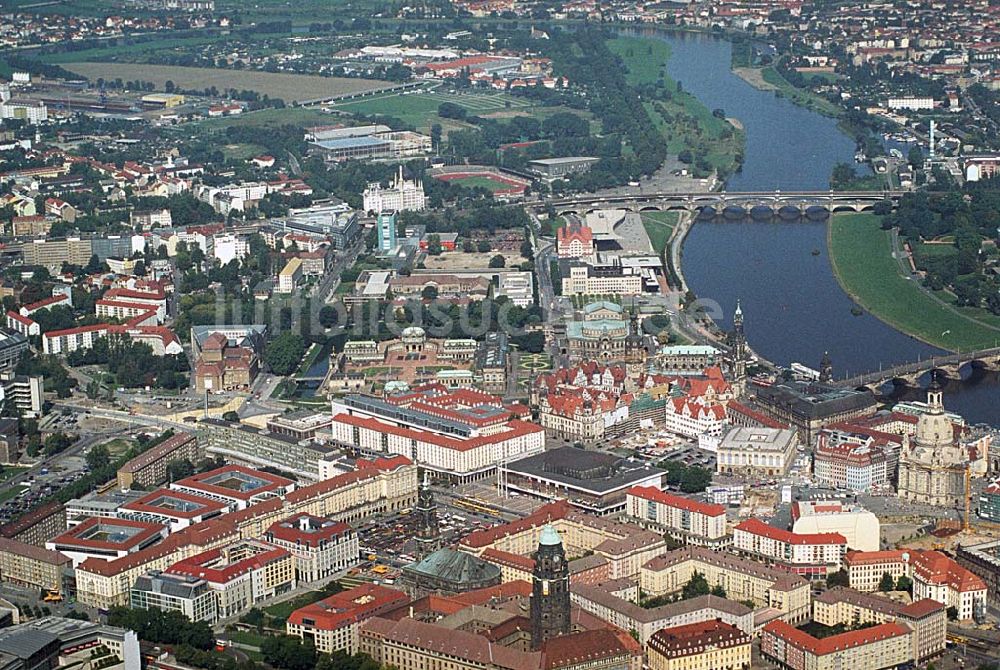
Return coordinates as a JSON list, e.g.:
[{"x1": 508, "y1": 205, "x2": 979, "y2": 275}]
[{"x1": 1, "y1": 0, "x2": 1000, "y2": 668}]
